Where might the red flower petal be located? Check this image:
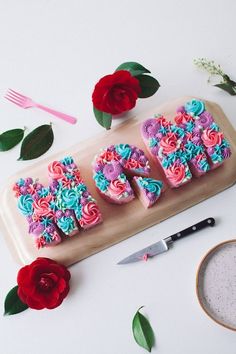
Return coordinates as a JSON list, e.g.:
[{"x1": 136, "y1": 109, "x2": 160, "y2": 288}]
[
  {"x1": 16, "y1": 257, "x2": 71, "y2": 310},
  {"x1": 92, "y1": 70, "x2": 141, "y2": 115}
]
